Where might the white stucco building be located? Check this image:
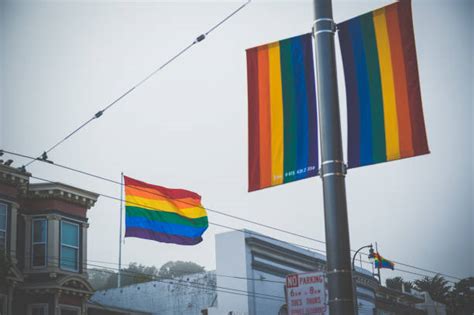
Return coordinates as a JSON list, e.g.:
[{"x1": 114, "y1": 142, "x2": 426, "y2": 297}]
[
  {"x1": 207, "y1": 230, "x2": 377, "y2": 315},
  {"x1": 91, "y1": 272, "x2": 216, "y2": 315}
]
